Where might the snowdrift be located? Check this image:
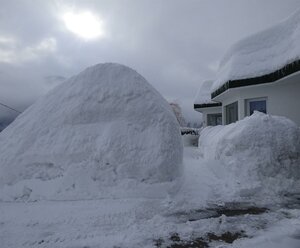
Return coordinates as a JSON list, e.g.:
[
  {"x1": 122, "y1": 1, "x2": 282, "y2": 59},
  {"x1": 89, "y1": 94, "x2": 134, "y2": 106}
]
[
  {"x1": 0, "y1": 63, "x2": 183, "y2": 201},
  {"x1": 199, "y1": 112, "x2": 300, "y2": 199}
]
